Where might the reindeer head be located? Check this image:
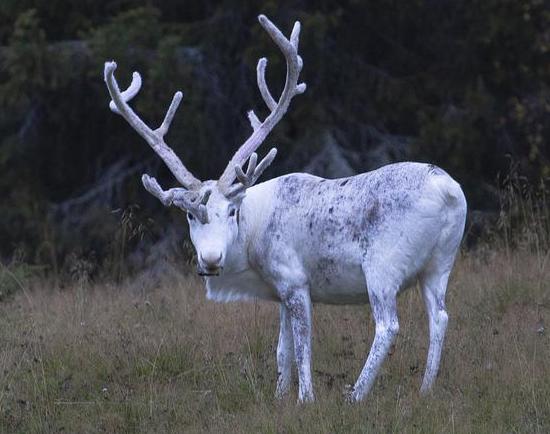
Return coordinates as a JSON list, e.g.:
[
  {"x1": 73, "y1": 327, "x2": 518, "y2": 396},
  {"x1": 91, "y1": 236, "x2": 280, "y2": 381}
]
[{"x1": 104, "y1": 15, "x2": 305, "y2": 276}]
